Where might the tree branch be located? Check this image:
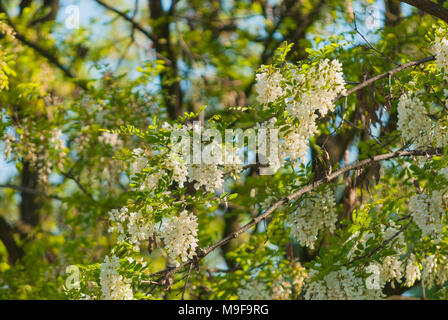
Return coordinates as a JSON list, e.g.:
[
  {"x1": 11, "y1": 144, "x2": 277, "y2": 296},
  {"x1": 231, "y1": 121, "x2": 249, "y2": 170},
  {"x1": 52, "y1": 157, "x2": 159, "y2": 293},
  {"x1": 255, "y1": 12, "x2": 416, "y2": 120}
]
[
  {"x1": 149, "y1": 148, "x2": 441, "y2": 281},
  {"x1": 336, "y1": 55, "x2": 435, "y2": 101},
  {"x1": 401, "y1": 0, "x2": 448, "y2": 23},
  {"x1": 0, "y1": 184, "x2": 63, "y2": 201}
]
